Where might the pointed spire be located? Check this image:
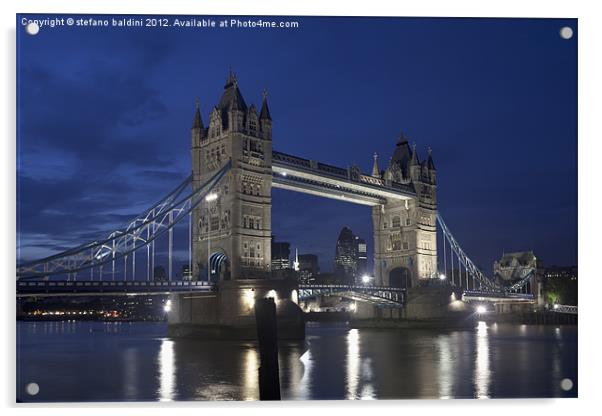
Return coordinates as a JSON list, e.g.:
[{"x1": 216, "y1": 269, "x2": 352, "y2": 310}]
[
  {"x1": 192, "y1": 98, "x2": 203, "y2": 129},
  {"x1": 259, "y1": 89, "x2": 272, "y2": 121},
  {"x1": 226, "y1": 67, "x2": 237, "y2": 87},
  {"x1": 397, "y1": 130, "x2": 408, "y2": 145},
  {"x1": 371, "y1": 152, "x2": 380, "y2": 177},
  {"x1": 427, "y1": 146, "x2": 436, "y2": 170},
  {"x1": 260, "y1": 88, "x2": 272, "y2": 121},
  {"x1": 230, "y1": 85, "x2": 242, "y2": 111},
  {"x1": 410, "y1": 142, "x2": 418, "y2": 165},
  {"x1": 293, "y1": 248, "x2": 300, "y2": 272}
]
